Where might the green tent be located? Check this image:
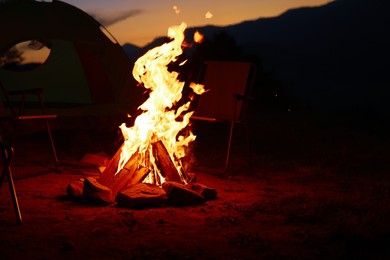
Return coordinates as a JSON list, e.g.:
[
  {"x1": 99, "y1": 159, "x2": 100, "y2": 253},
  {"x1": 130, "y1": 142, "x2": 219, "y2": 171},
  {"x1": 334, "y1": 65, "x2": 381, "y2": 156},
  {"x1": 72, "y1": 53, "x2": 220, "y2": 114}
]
[{"x1": 0, "y1": 0, "x2": 140, "y2": 114}]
